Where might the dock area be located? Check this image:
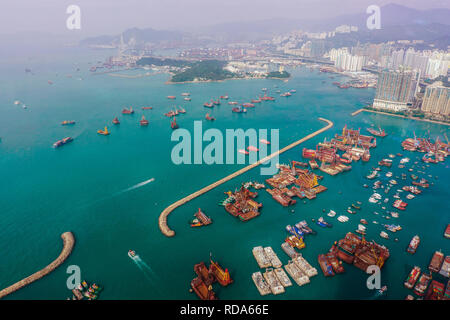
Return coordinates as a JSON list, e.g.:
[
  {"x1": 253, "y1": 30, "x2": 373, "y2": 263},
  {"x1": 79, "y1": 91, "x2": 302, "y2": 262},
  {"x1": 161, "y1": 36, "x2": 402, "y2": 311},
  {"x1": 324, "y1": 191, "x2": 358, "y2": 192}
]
[
  {"x1": 158, "y1": 118, "x2": 334, "y2": 237},
  {"x1": 0, "y1": 232, "x2": 75, "y2": 299}
]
